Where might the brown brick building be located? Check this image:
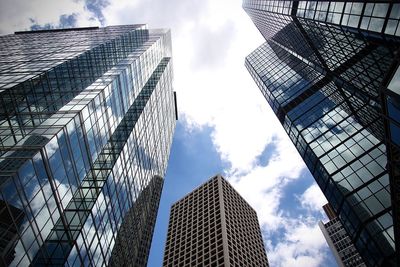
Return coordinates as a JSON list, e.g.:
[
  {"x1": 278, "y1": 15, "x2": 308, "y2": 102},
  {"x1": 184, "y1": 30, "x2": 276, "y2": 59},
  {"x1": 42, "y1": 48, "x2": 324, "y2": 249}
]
[{"x1": 163, "y1": 174, "x2": 269, "y2": 267}]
